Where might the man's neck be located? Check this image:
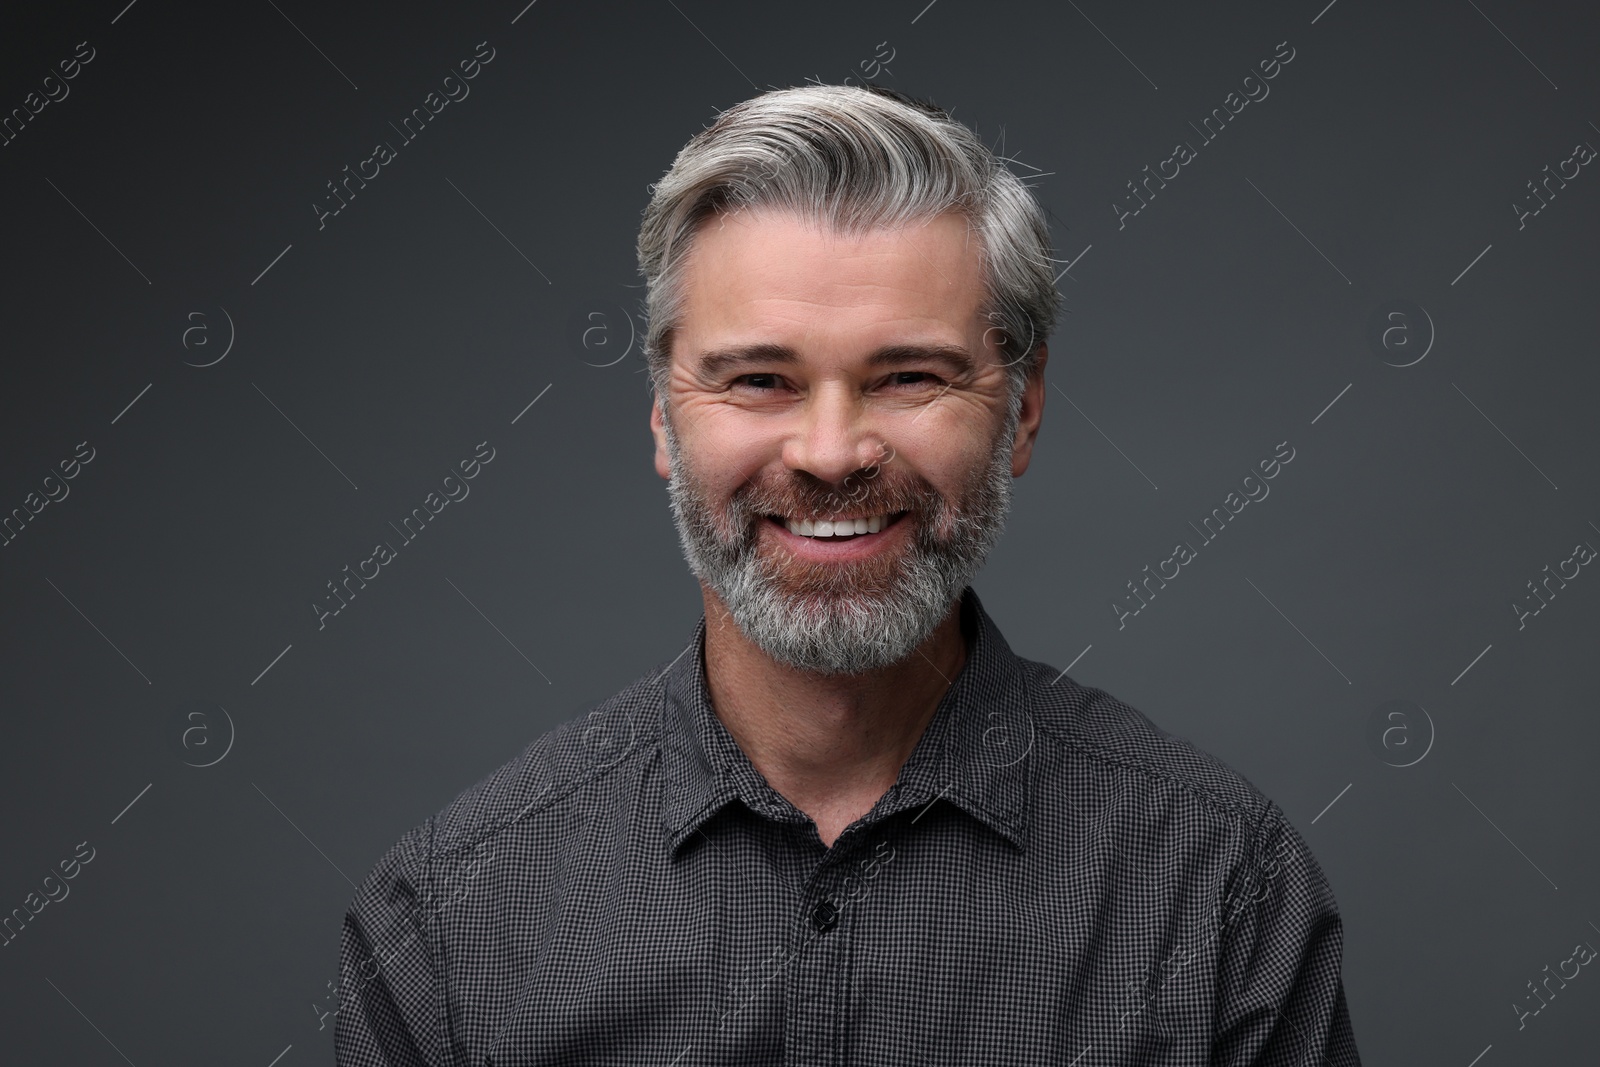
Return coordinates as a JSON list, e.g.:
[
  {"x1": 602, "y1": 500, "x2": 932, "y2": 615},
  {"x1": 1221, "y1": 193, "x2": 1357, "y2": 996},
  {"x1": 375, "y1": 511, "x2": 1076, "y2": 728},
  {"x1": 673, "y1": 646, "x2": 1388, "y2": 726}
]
[{"x1": 700, "y1": 587, "x2": 969, "y2": 845}]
